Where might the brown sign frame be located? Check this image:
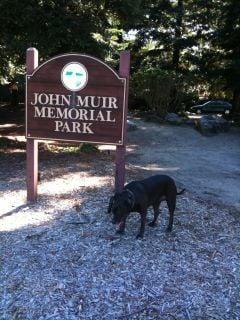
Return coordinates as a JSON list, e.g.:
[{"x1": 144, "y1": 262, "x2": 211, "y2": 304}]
[
  {"x1": 26, "y1": 53, "x2": 127, "y2": 145},
  {"x1": 26, "y1": 48, "x2": 130, "y2": 202}
]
